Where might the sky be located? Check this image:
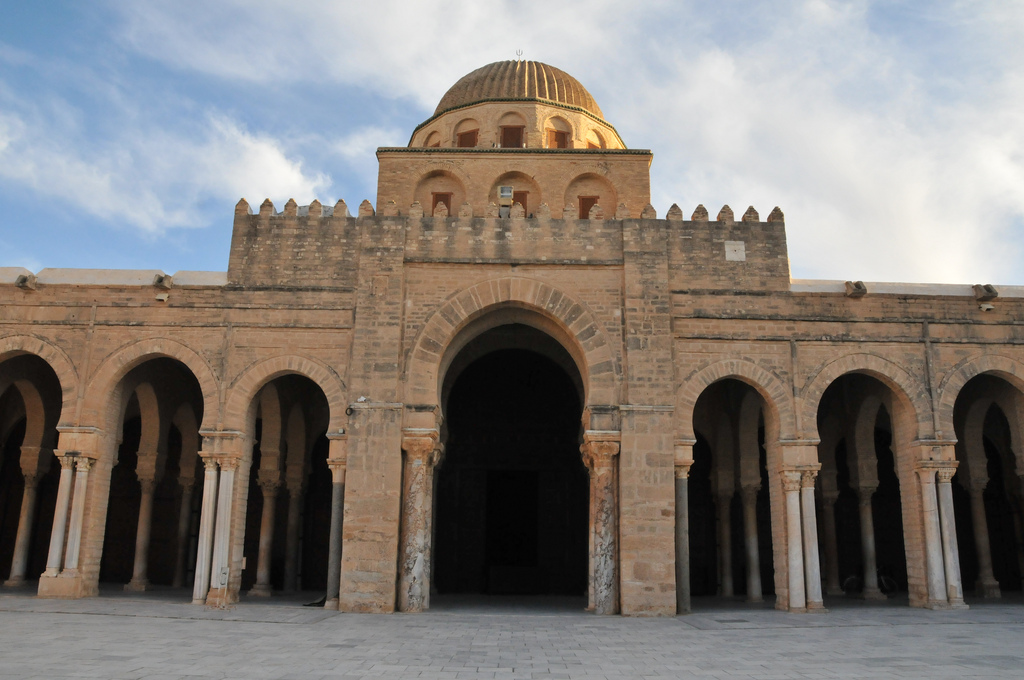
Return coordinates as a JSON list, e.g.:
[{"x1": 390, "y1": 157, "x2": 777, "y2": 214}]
[{"x1": 1, "y1": 0, "x2": 1022, "y2": 285}]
